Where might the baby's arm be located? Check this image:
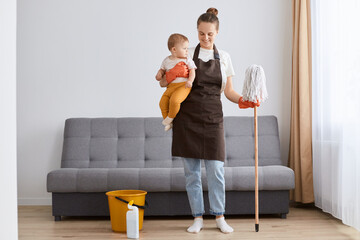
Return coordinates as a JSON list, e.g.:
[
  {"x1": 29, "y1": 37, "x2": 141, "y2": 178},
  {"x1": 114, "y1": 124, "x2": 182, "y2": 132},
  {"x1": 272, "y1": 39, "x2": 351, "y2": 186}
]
[
  {"x1": 159, "y1": 75, "x2": 168, "y2": 87},
  {"x1": 185, "y1": 68, "x2": 195, "y2": 88},
  {"x1": 155, "y1": 69, "x2": 165, "y2": 81}
]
